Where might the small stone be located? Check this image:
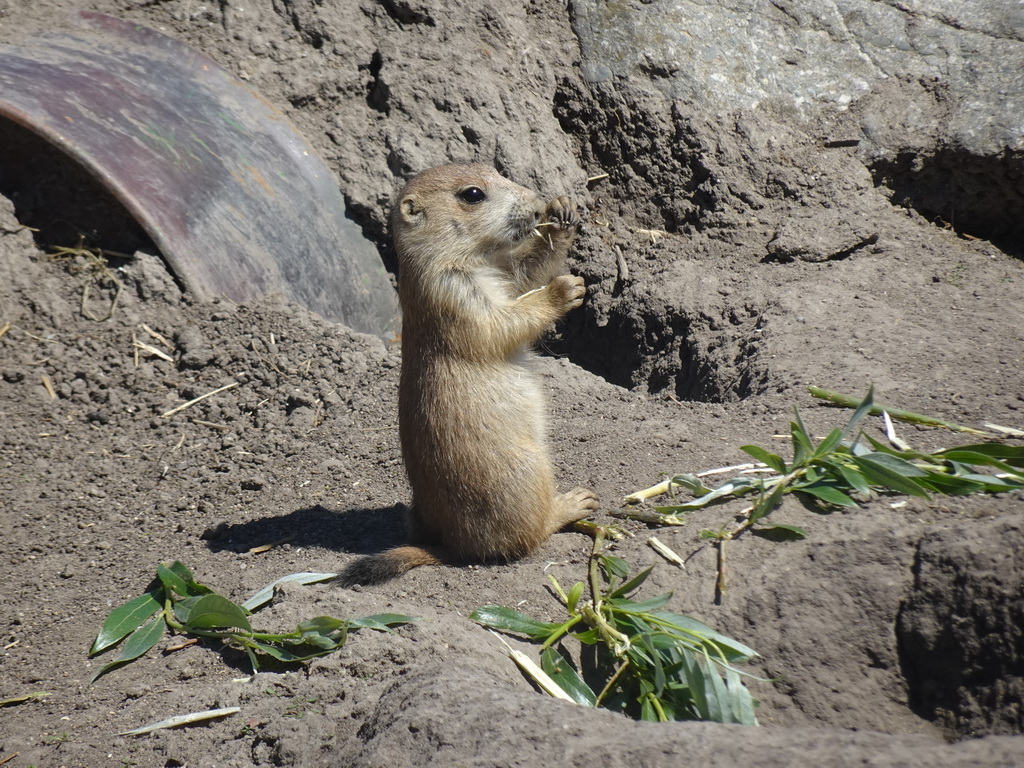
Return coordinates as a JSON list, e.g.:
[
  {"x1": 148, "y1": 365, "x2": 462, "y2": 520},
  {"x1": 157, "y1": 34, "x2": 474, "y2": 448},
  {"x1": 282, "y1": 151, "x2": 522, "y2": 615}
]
[{"x1": 241, "y1": 476, "x2": 266, "y2": 491}]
